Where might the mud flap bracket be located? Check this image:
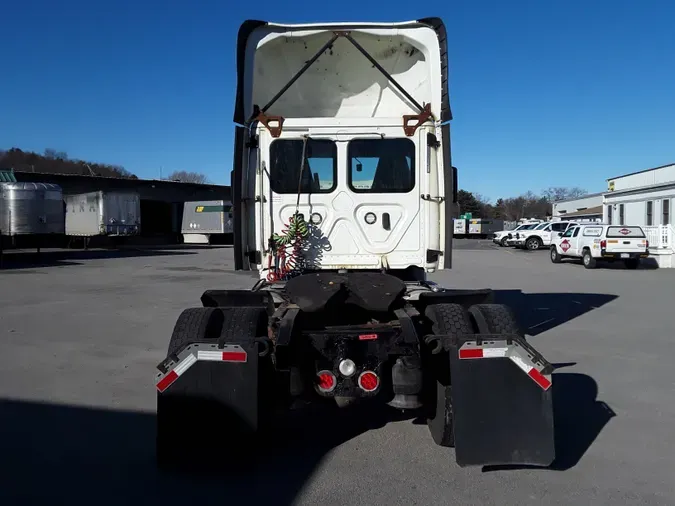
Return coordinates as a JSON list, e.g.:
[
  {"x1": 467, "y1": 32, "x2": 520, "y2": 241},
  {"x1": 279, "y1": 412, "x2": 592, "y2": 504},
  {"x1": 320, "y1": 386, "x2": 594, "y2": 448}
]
[{"x1": 443, "y1": 333, "x2": 556, "y2": 467}]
